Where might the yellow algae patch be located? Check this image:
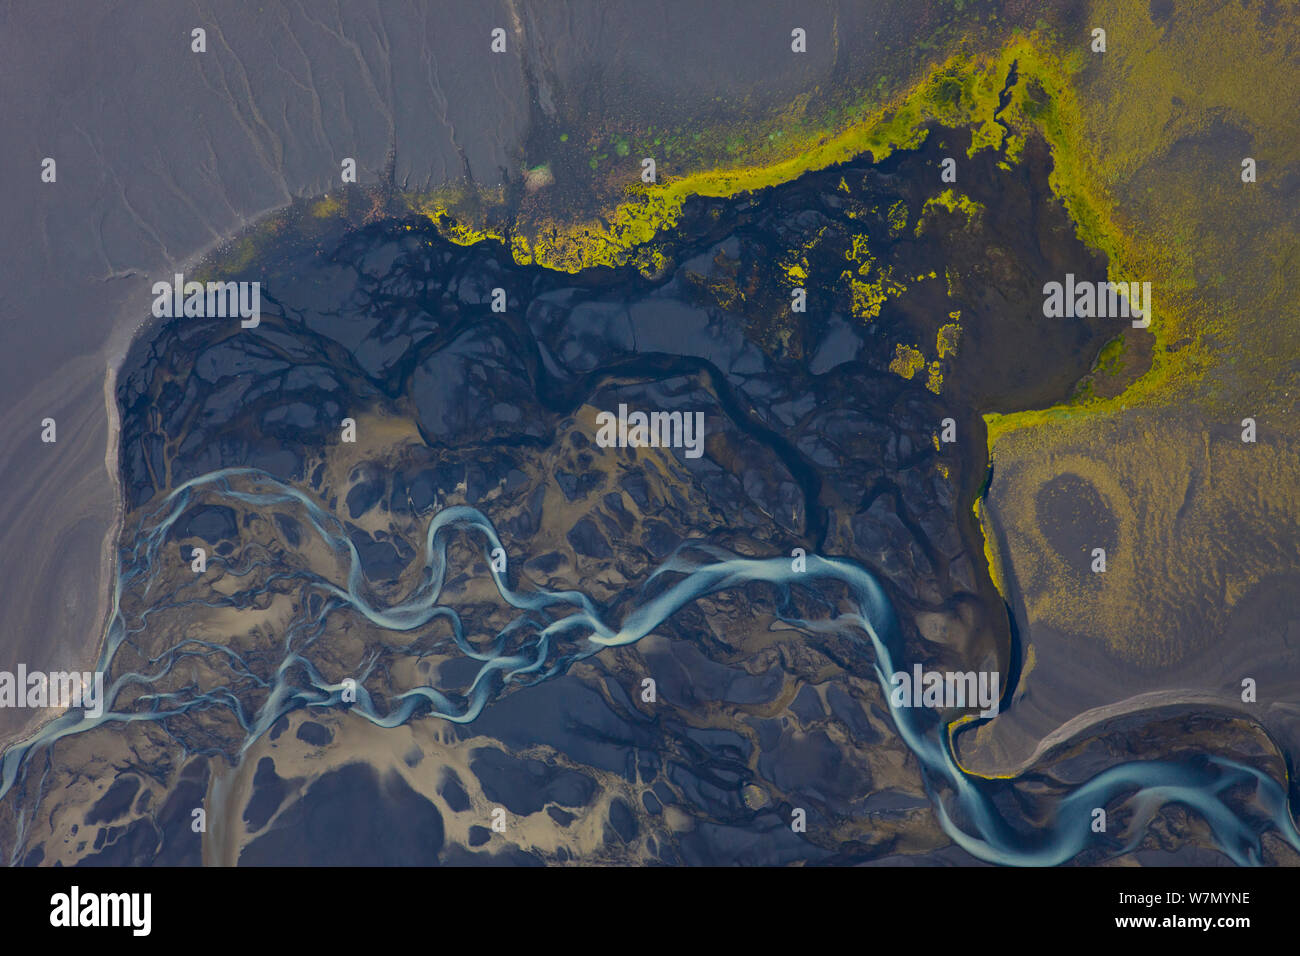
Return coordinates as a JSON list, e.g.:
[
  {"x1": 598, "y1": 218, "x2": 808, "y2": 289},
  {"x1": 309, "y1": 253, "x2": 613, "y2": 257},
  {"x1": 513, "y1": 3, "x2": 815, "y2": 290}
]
[
  {"x1": 944, "y1": 268, "x2": 959, "y2": 300},
  {"x1": 925, "y1": 361, "x2": 943, "y2": 395},
  {"x1": 509, "y1": 235, "x2": 533, "y2": 265},
  {"x1": 886, "y1": 199, "x2": 909, "y2": 237},
  {"x1": 889, "y1": 344, "x2": 925, "y2": 380},
  {"x1": 633, "y1": 244, "x2": 672, "y2": 281},
  {"x1": 405, "y1": 185, "x2": 511, "y2": 252},
  {"x1": 428, "y1": 210, "x2": 508, "y2": 249},
  {"x1": 310, "y1": 194, "x2": 343, "y2": 219},
  {"x1": 845, "y1": 234, "x2": 874, "y2": 276},
  {"x1": 782, "y1": 258, "x2": 809, "y2": 285},
  {"x1": 846, "y1": 254, "x2": 905, "y2": 321},
  {"x1": 972, "y1": 497, "x2": 1008, "y2": 600},
  {"x1": 211, "y1": 234, "x2": 259, "y2": 277},
  {"x1": 849, "y1": 278, "x2": 885, "y2": 320}
]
